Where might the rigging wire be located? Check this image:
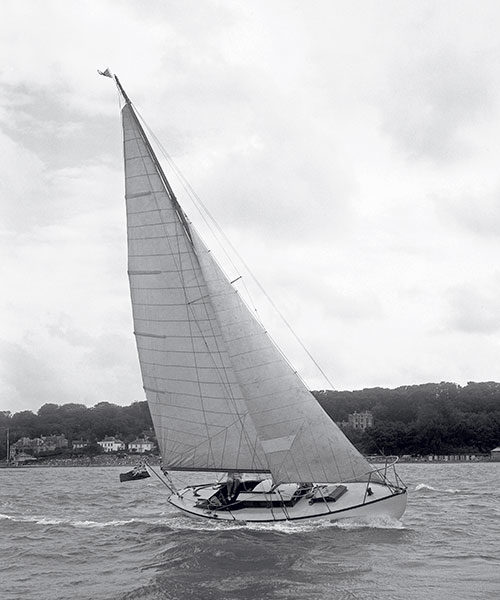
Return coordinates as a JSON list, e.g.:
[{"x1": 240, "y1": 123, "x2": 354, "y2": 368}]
[
  {"x1": 134, "y1": 106, "x2": 336, "y2": 391},
  {"x1": 146, "y1": 461, "x2": 177, "y2": 495}
]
